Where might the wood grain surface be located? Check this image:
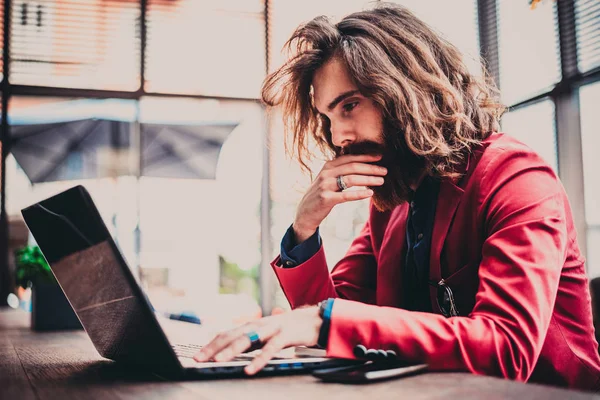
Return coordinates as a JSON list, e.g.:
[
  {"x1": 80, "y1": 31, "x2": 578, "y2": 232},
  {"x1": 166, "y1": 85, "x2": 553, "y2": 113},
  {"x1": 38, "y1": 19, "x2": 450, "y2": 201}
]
[{"x1": 1, "y1": 309, "x2": 598, "y2": 400}]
